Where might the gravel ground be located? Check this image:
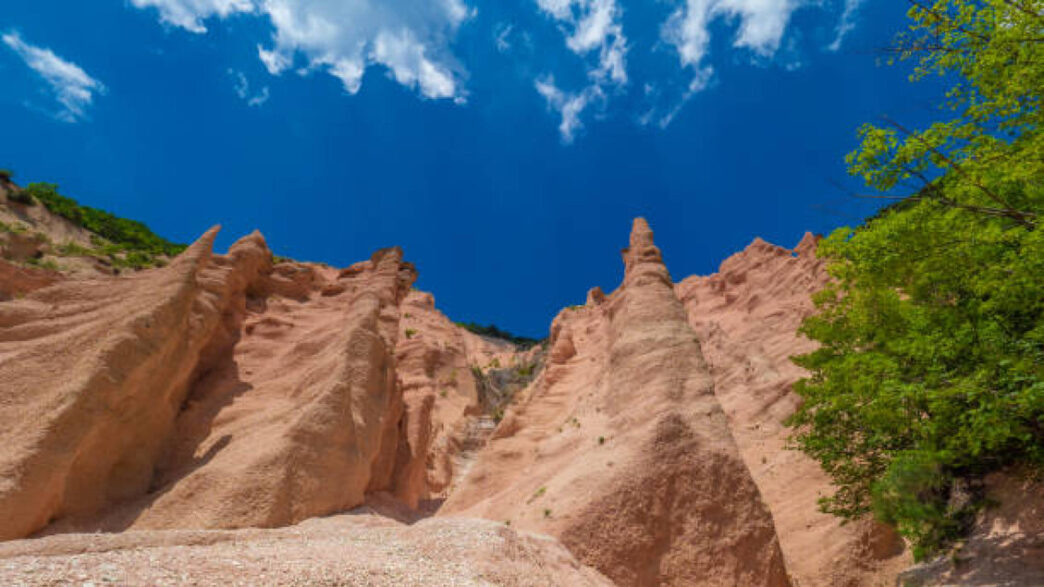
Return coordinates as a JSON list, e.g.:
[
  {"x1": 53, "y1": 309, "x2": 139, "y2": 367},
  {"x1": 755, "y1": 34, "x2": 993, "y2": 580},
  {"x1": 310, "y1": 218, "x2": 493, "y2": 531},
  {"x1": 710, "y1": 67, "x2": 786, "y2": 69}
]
[{"x1": 0, "y1": 513, "x2": 611, "y2": 586}]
